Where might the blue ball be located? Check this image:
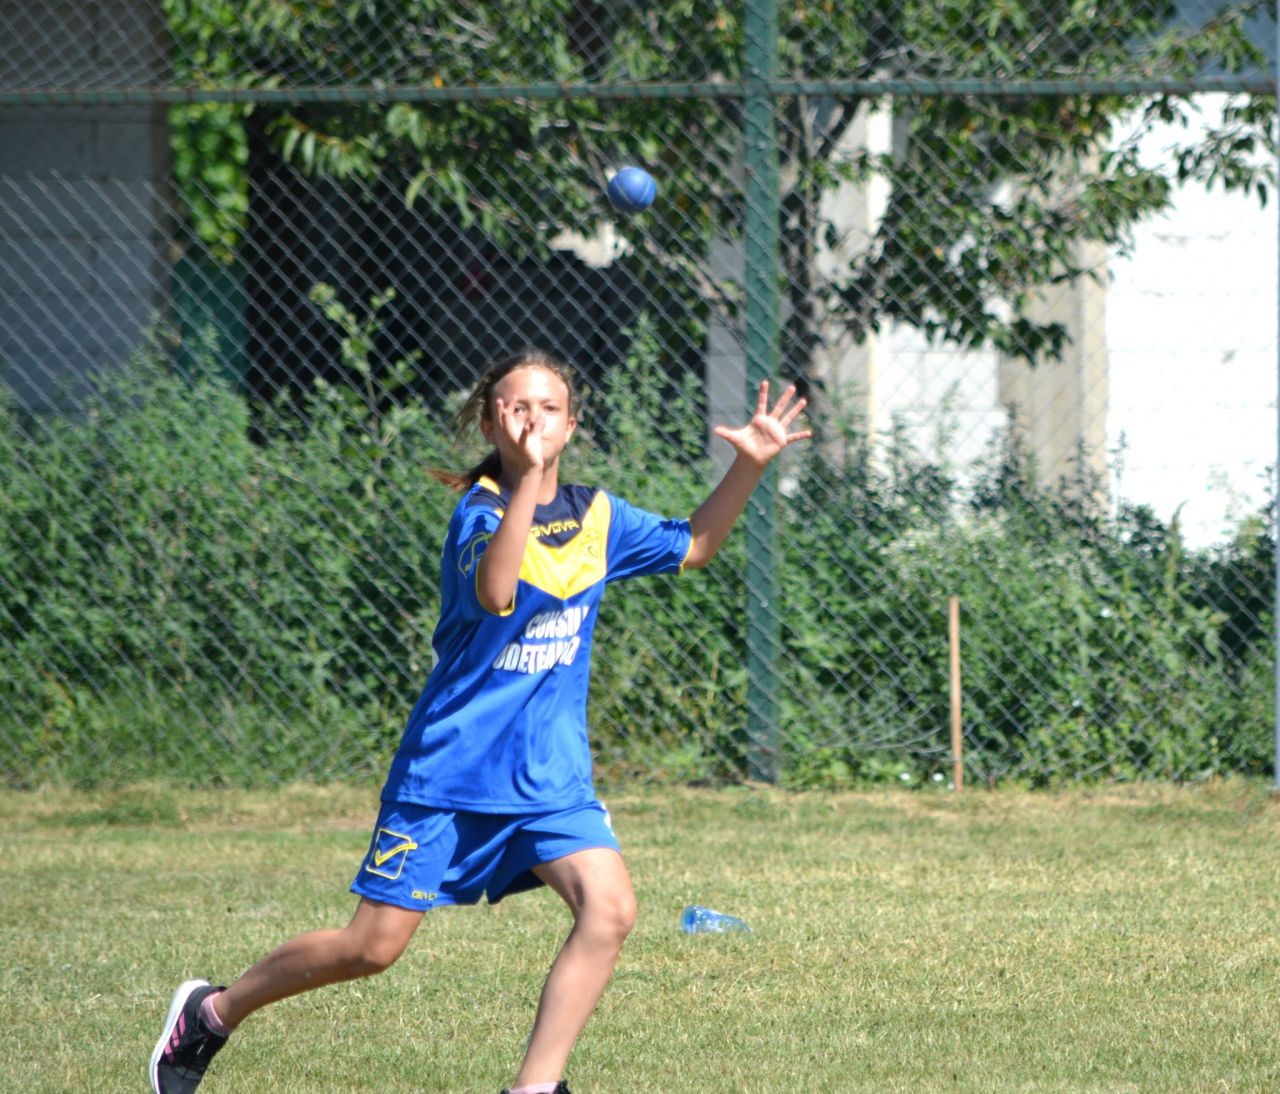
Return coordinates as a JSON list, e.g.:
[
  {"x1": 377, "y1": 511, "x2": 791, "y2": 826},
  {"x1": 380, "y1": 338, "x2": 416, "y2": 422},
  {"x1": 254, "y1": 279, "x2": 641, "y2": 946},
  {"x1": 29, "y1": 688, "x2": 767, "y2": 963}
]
[{"x1": 607, "y1": 166, "x2": 657, "y2": 213}]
